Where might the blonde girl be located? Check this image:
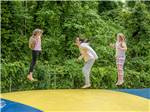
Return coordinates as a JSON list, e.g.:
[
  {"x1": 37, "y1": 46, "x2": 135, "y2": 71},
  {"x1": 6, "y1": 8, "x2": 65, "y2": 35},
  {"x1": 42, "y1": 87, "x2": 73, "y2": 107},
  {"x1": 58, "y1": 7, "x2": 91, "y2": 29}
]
[
  {"x1": 27, "y1": 29, "x2": 43, "y2": 81},
  {"x1": 110, "y1": 33, "x2": 127, "y2": 85}
]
